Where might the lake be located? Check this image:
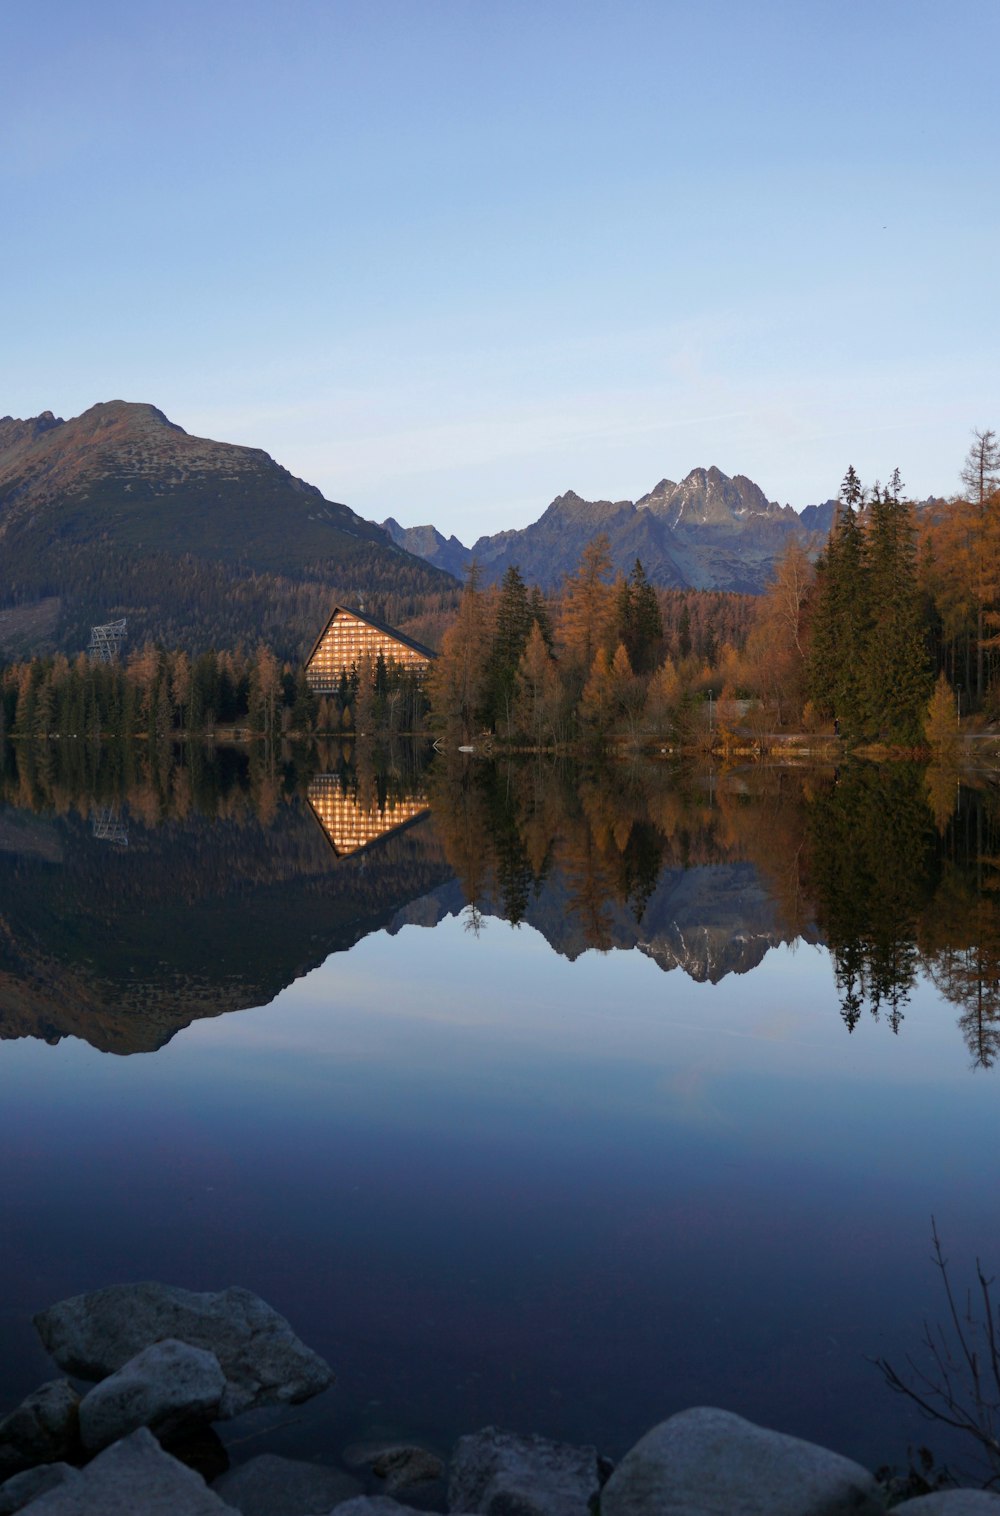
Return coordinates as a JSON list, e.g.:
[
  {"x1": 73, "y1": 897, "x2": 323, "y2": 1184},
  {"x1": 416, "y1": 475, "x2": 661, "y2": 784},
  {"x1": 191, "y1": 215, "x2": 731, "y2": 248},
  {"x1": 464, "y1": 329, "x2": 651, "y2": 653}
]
[{"x1": 1, "y1": 742, "x2": 998, "y2": 1484}]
